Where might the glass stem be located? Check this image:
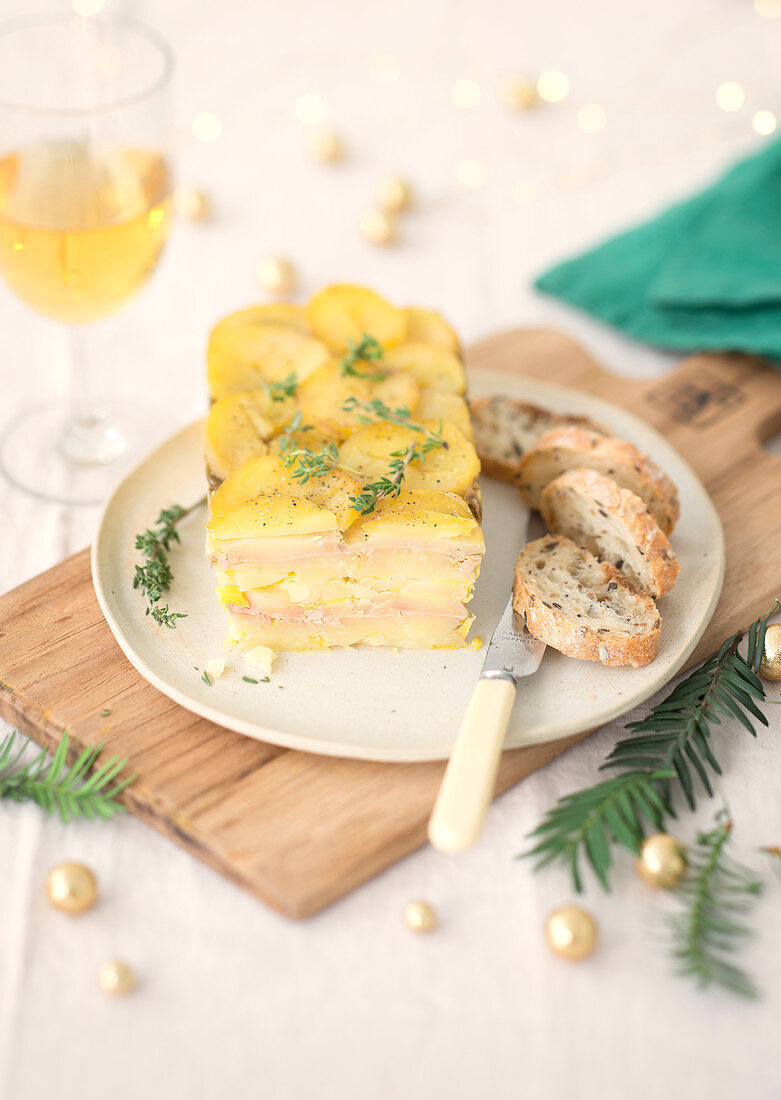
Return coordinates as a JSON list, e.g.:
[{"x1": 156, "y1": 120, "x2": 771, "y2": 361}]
[{"x1": 59, "y1": 324, "x2": 125, "y2": 465}]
